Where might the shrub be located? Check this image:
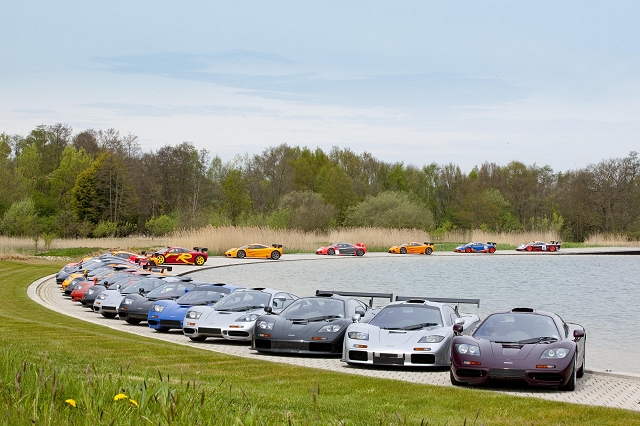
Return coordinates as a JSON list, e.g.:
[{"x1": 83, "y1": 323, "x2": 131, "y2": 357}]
[
  {"x1": 145, "y1": 215, "x2": 177, "y2": 237},
  {"x1": 93, "y1": 221, "x2": 118, "y2": 238},
  {"x1": 343, "y1": 191, "x2": 434, "y2": 230}
]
